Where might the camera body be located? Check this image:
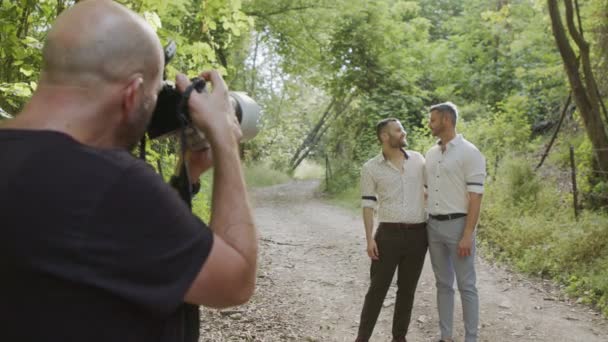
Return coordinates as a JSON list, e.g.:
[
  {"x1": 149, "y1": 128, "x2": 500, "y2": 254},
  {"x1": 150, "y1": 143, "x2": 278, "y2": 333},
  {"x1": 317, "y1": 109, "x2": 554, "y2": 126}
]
[{"x1": 146, "y1": 41, "x2": 260, "y2": 149}]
